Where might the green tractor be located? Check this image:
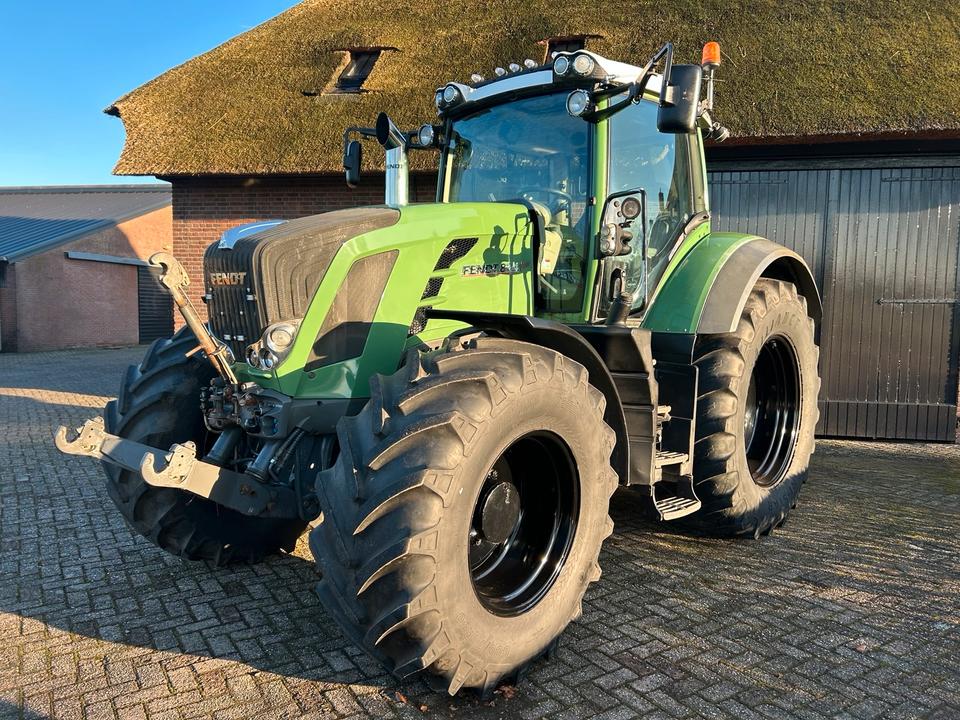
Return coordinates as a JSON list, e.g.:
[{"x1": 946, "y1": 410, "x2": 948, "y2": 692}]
[{"x1": 57, "y1": 41, "x2": 820, "y2": 695}]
